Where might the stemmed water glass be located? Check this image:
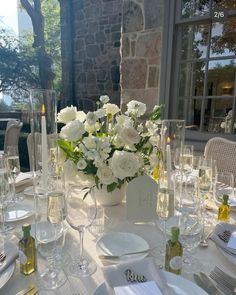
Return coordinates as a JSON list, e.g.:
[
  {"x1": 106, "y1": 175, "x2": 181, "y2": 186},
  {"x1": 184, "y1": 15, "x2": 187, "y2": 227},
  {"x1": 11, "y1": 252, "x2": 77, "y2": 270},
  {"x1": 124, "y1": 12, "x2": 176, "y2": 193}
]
[
  {"x1": 66, "y1": 184, "x2": 97, "y2": 277},
  {"x1": 178, "y1": 175, "x2": 203, "y2": 273},
  {"x1": 6, "y1": 146, "x2": 21, "y2": 202},
  {"x1": 214, "y1": 172, "x2": 234, "y2": 205},
  {"x1": 174, "y1": 145, "x2": 194, "y2": 175},
  {"x1": 36, "y1": 190, "x2": 67, "y2": 290}
]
